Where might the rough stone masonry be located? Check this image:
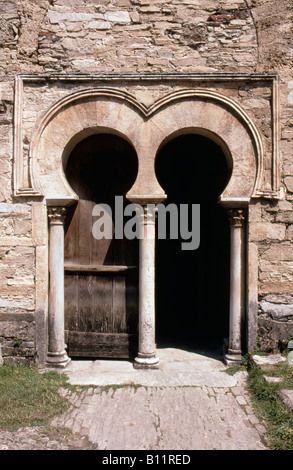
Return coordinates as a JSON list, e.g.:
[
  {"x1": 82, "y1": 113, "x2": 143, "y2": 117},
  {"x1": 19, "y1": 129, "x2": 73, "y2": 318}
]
[{"x1": 0, "y1": 0, "x2": 292, "y2": 365}]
